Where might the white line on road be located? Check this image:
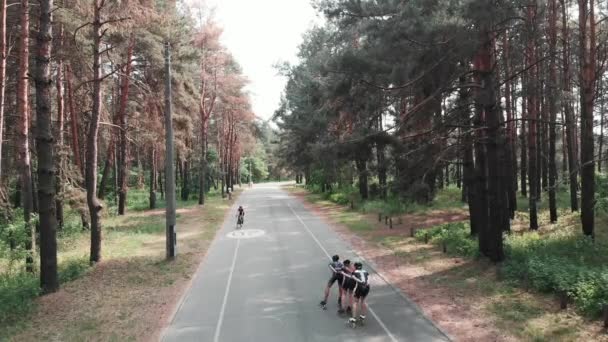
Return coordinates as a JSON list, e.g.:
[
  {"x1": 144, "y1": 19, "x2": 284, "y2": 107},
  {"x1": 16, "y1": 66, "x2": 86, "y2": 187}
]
[
  {"x1": 213, "y1": 238, "x2": 241, "y2": 342},
  {"x1": 287, "y1": 203, "x2": 399, "y2": 342}
]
